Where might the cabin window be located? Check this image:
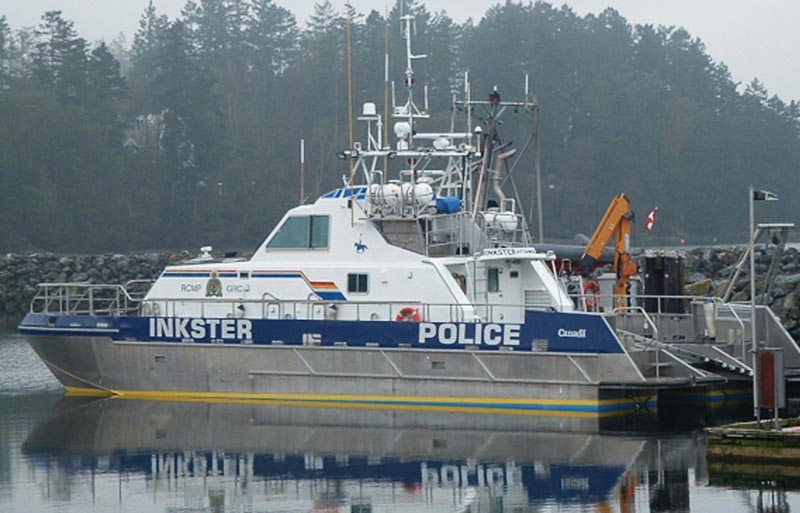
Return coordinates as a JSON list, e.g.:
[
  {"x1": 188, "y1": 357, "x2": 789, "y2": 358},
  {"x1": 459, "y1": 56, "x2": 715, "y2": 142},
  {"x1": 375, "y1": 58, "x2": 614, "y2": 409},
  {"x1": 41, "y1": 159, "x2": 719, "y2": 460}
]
[
  {"x1": 488, "y1": 267, "x2": 500, "y2": 292},
  {"x1": 266, "y1": 215, "x2": 329, "y2": 250},
  {"x1": 310, "y1": 215, "x2": 329, "y2": 248},
  {"x1": 348, "y1": 273, "x2": 369, "y2": 293}
]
